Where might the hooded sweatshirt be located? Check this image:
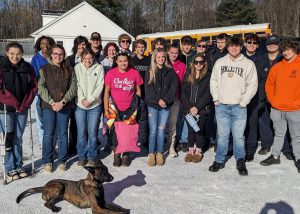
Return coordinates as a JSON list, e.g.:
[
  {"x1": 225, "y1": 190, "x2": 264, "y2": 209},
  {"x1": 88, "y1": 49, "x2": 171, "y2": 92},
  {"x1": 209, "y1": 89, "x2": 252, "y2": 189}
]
[
  {"x1": 75, "y1": 62, "x2": 105, "y2": 109},
  {"x1": 172, "y1": 59, "x2": 186, "y2": 99},
  {"x1": 210, "y1": 53, "x2": 258, "y2": 107},
  {"x1": 265, "y1": 54, "x2": 300, "y2": 111}
]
